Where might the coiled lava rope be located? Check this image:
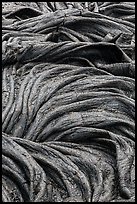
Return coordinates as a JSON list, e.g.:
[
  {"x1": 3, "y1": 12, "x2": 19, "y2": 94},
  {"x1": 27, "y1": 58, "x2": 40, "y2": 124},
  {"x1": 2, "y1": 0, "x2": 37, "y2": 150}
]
[{"x1": 2, "y1": 2, "x2": 135, "y2": 202}]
